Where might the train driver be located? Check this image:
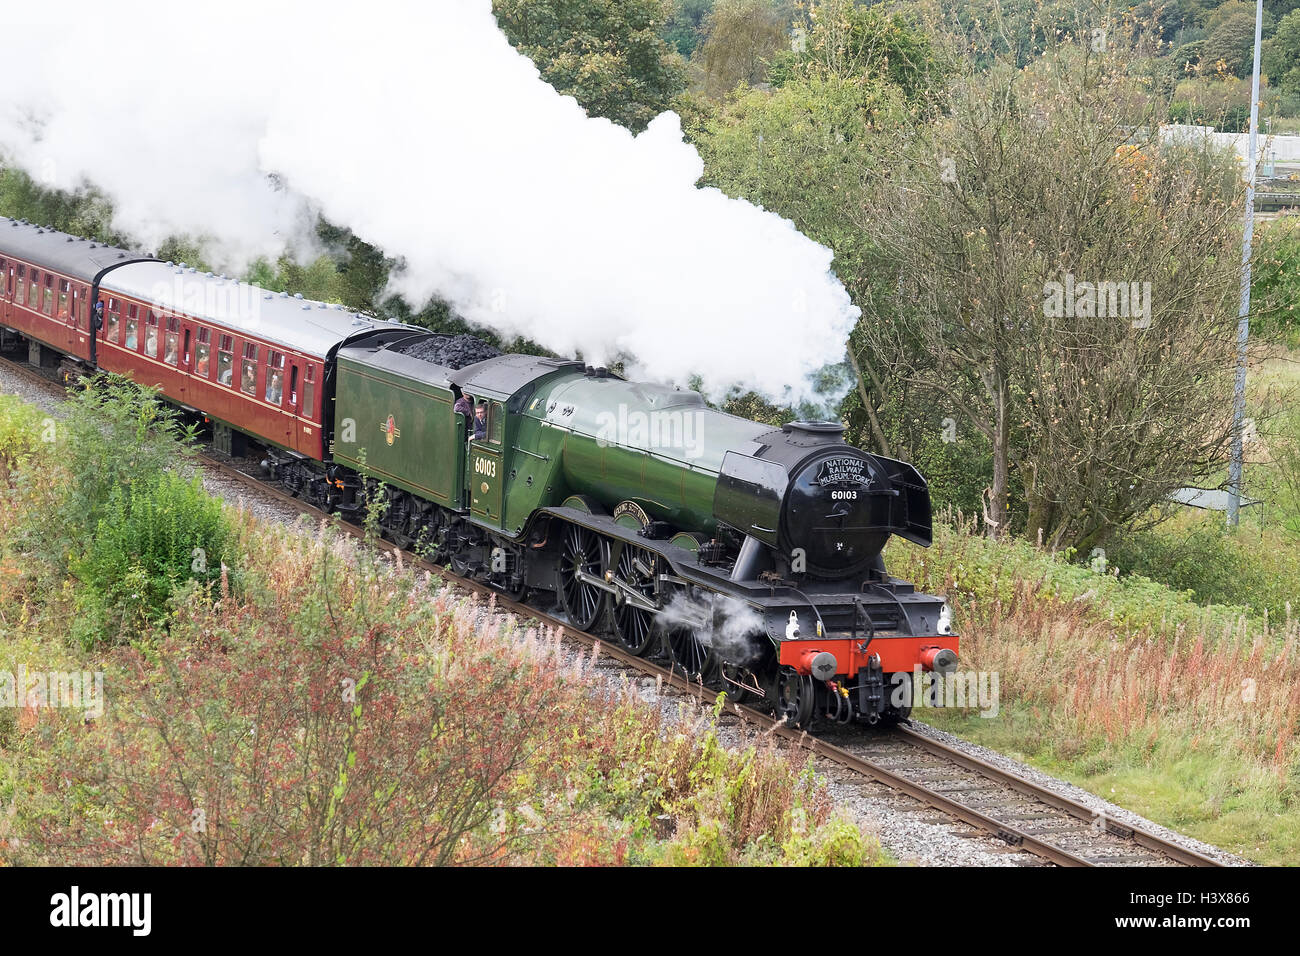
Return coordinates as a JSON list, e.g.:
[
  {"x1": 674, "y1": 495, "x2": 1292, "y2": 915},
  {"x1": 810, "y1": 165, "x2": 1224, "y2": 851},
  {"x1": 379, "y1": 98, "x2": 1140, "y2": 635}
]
[{"x1": 473, "y1": 401, "x2": 488, "y2": 441}]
